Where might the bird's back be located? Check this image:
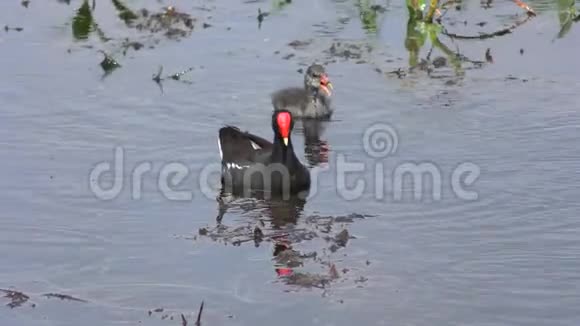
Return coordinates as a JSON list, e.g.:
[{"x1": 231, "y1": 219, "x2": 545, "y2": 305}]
[
  {"x1": 271, "y1": 87, "x2": 332, "y2": 119},
  {"x1": 271, "y1": 87, "x2": 309, "y2": 115}
]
